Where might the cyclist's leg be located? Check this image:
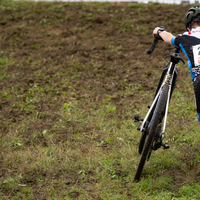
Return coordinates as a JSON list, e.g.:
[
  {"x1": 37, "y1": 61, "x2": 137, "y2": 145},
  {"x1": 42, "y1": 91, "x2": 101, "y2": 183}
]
[{"x1": 193, "y1": 75, "x2": 200, "y2": 124}]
